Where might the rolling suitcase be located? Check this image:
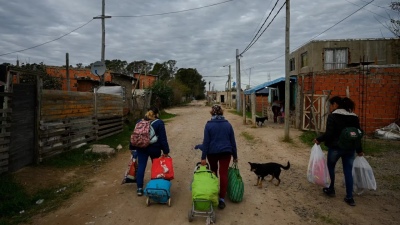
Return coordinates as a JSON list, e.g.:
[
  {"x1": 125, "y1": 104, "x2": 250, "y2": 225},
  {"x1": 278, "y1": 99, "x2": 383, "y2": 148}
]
[{"x1": 144, "y1": 178, "x2": 171, "y2": 206}]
